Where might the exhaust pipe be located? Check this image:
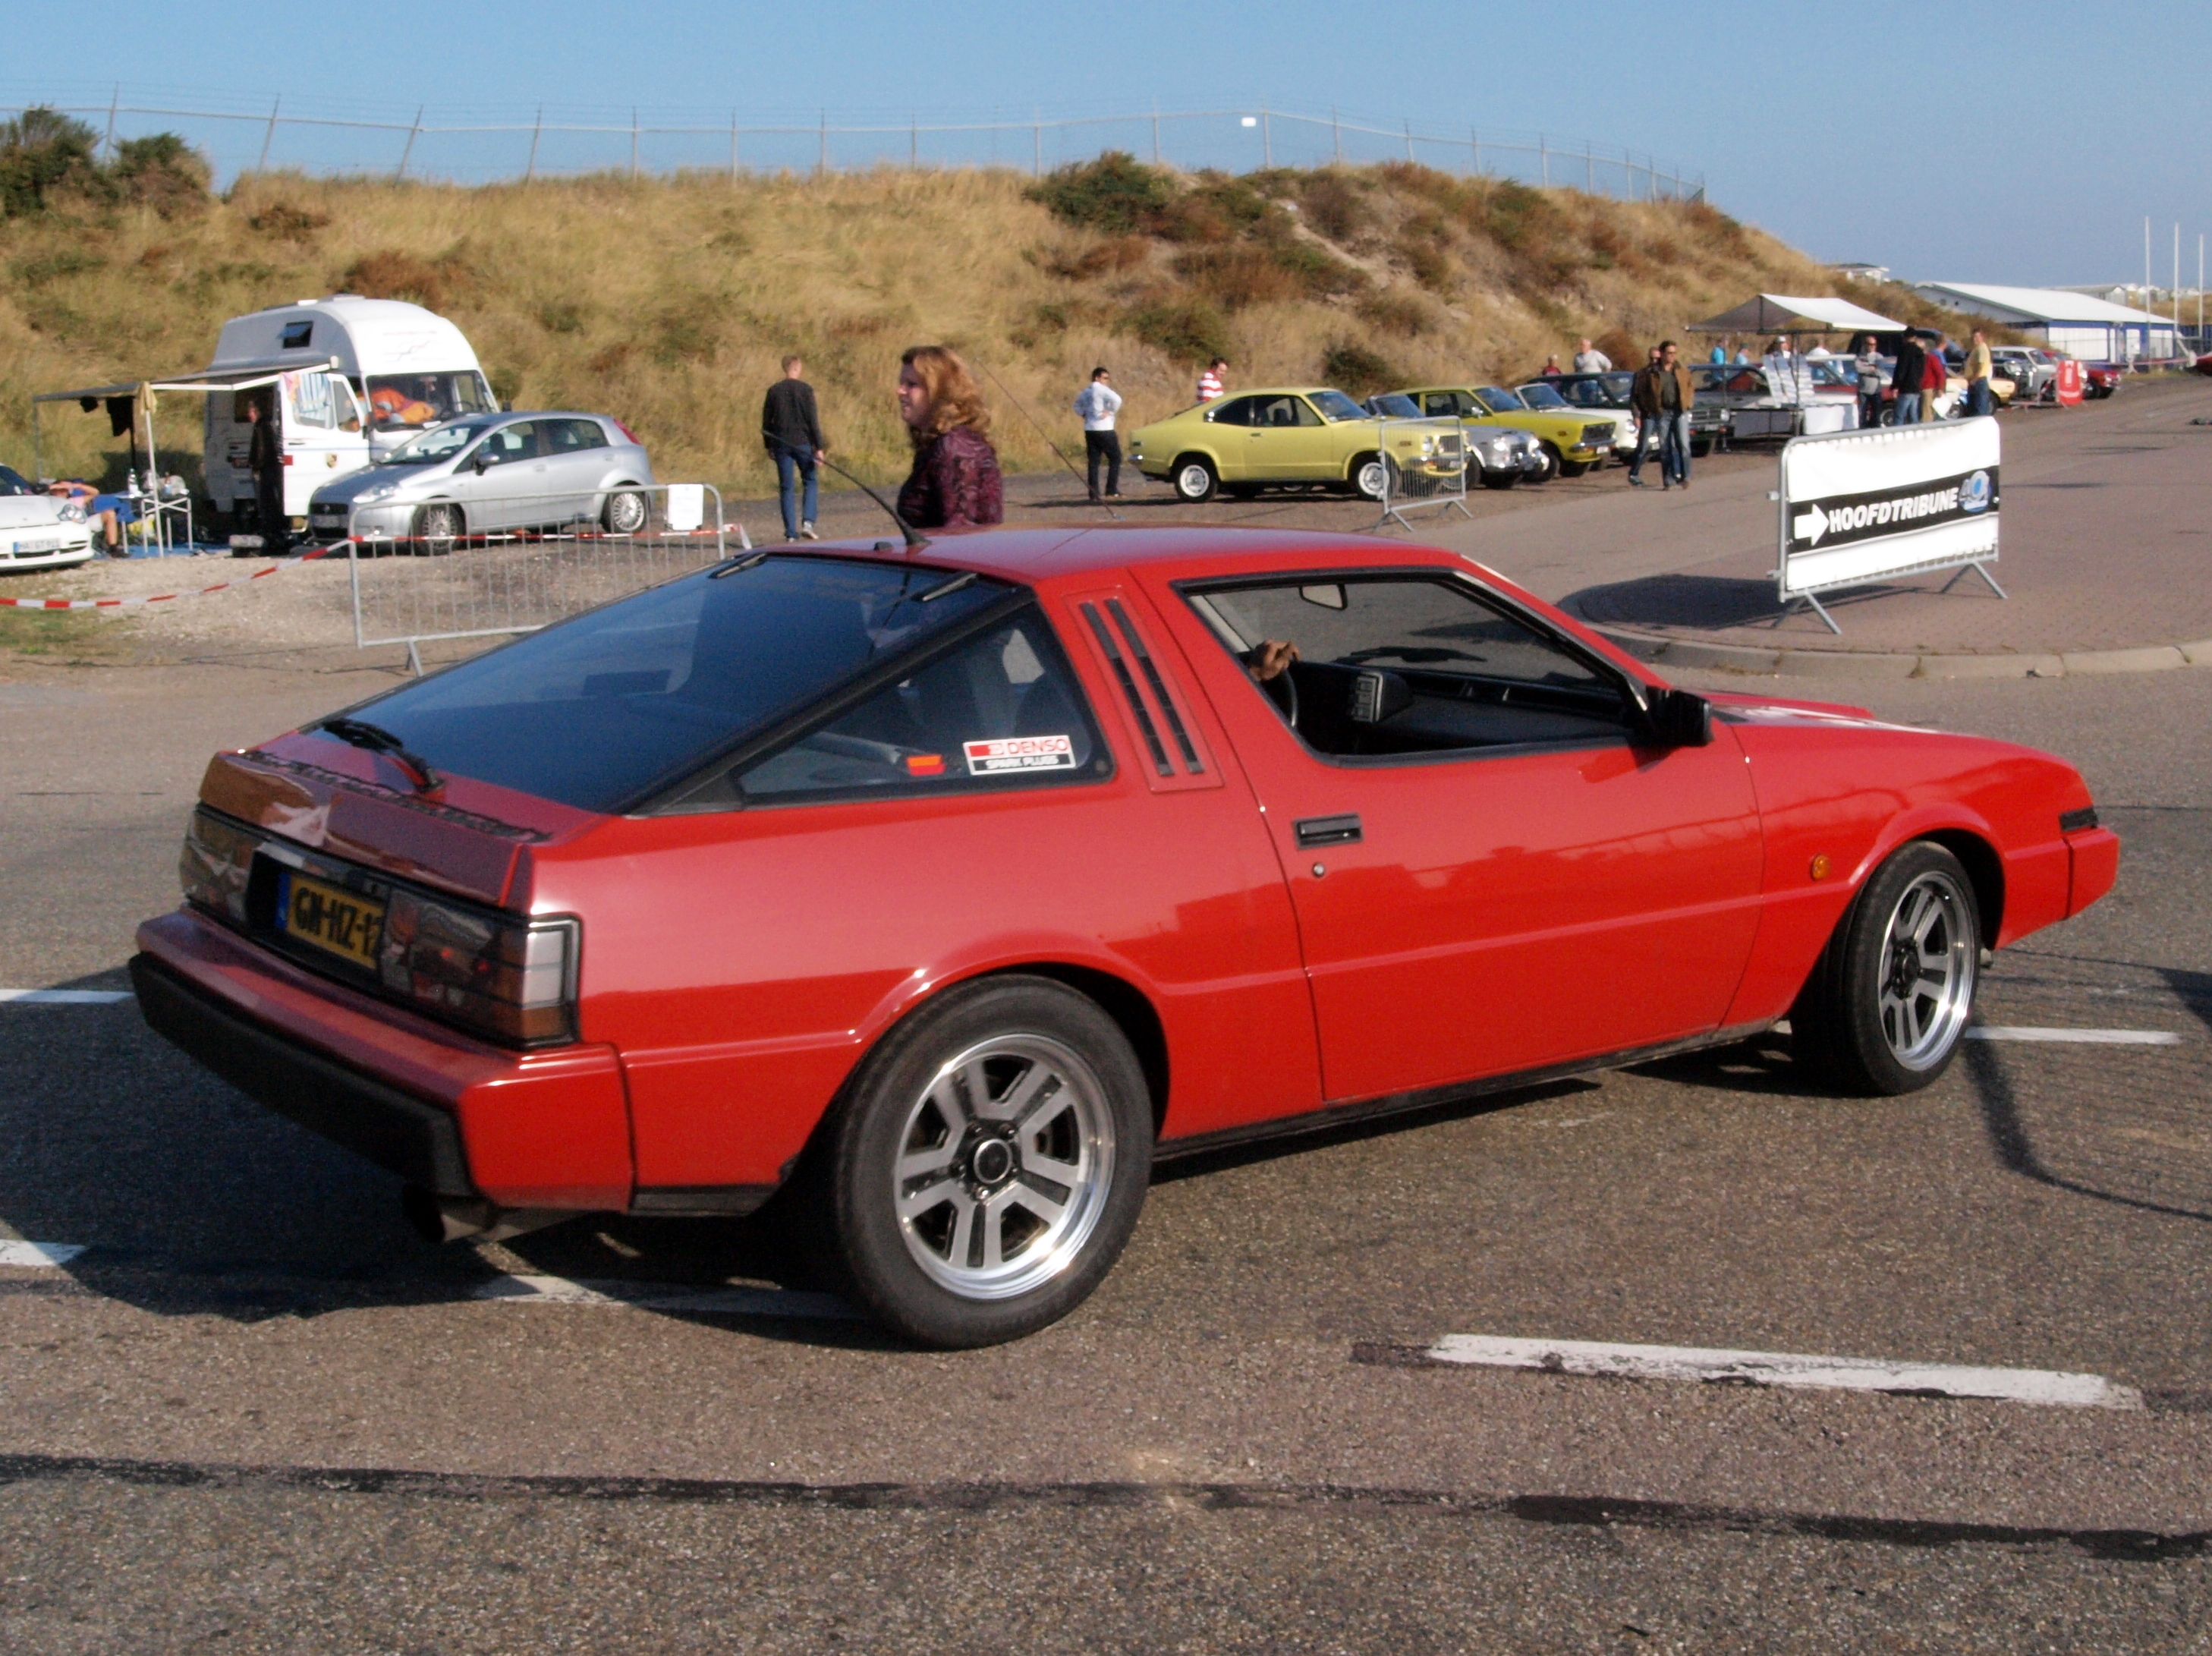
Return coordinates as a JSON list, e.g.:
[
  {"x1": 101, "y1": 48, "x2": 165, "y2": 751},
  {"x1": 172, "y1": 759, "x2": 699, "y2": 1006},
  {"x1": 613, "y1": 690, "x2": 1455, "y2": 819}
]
[{"x1": 401, "y1": 1186, "x2": 566, "y2": 1246}]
